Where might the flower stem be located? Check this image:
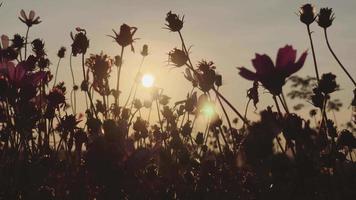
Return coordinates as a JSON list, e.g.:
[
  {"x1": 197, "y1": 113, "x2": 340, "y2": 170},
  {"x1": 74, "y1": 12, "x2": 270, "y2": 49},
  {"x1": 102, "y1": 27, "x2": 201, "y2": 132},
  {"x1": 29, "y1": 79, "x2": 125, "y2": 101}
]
[
  {"x1": 307, "y1": 25, "x2": 320, "y2": 82},
  {"x1": 116, "y1": 47, "x2": 125, "y2": 106},
  {"x1": 324, "y1": 29, "x2": 356, "y2": 87},
  {"x1": 24, "y1": 26, "x2": 30, "y2": 59},
  {"x1": 52, "y1": 58, "x2": 61, "y2": 88}
]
